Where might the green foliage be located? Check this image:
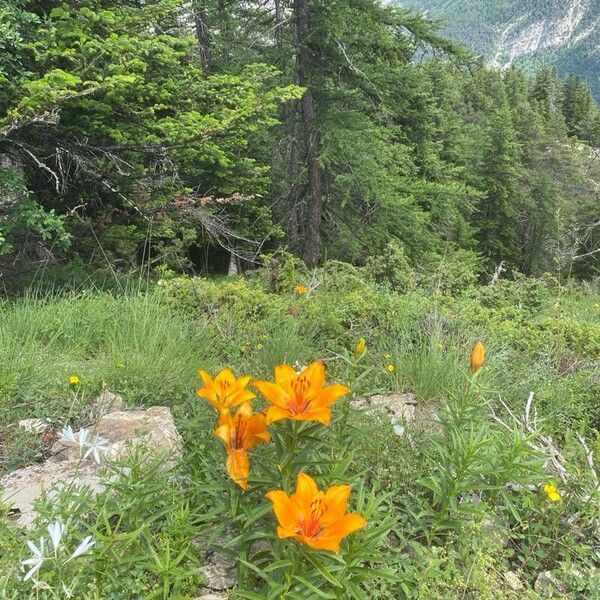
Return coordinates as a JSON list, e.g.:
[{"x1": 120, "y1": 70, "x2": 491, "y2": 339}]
[
  {"x1": 0, "y1": 164, "x2": 70, "y2": 254},
  {"x1": 364, "y1": 241, "x2": 415, "y2": 293}
]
